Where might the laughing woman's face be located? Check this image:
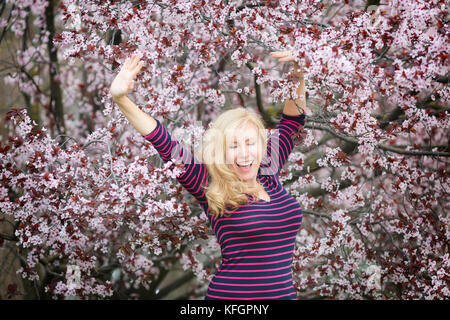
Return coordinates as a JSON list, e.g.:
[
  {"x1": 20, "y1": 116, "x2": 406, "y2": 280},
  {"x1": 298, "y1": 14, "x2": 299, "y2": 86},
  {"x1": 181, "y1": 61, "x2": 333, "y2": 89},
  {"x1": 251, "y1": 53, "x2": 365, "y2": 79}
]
[{"x1": 225, "y1": 123, "x2": 264, "y2": 187}]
